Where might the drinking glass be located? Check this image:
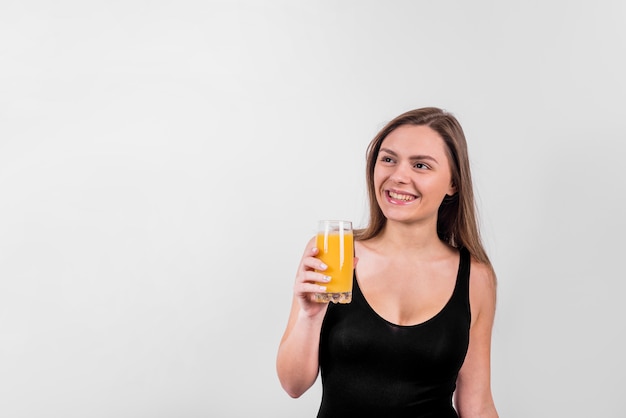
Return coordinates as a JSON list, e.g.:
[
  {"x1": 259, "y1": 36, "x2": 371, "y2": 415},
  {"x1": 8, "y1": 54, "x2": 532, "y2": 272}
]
[{"x1": 313, "y1": 220, "x2": 354, "y2": 304}]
